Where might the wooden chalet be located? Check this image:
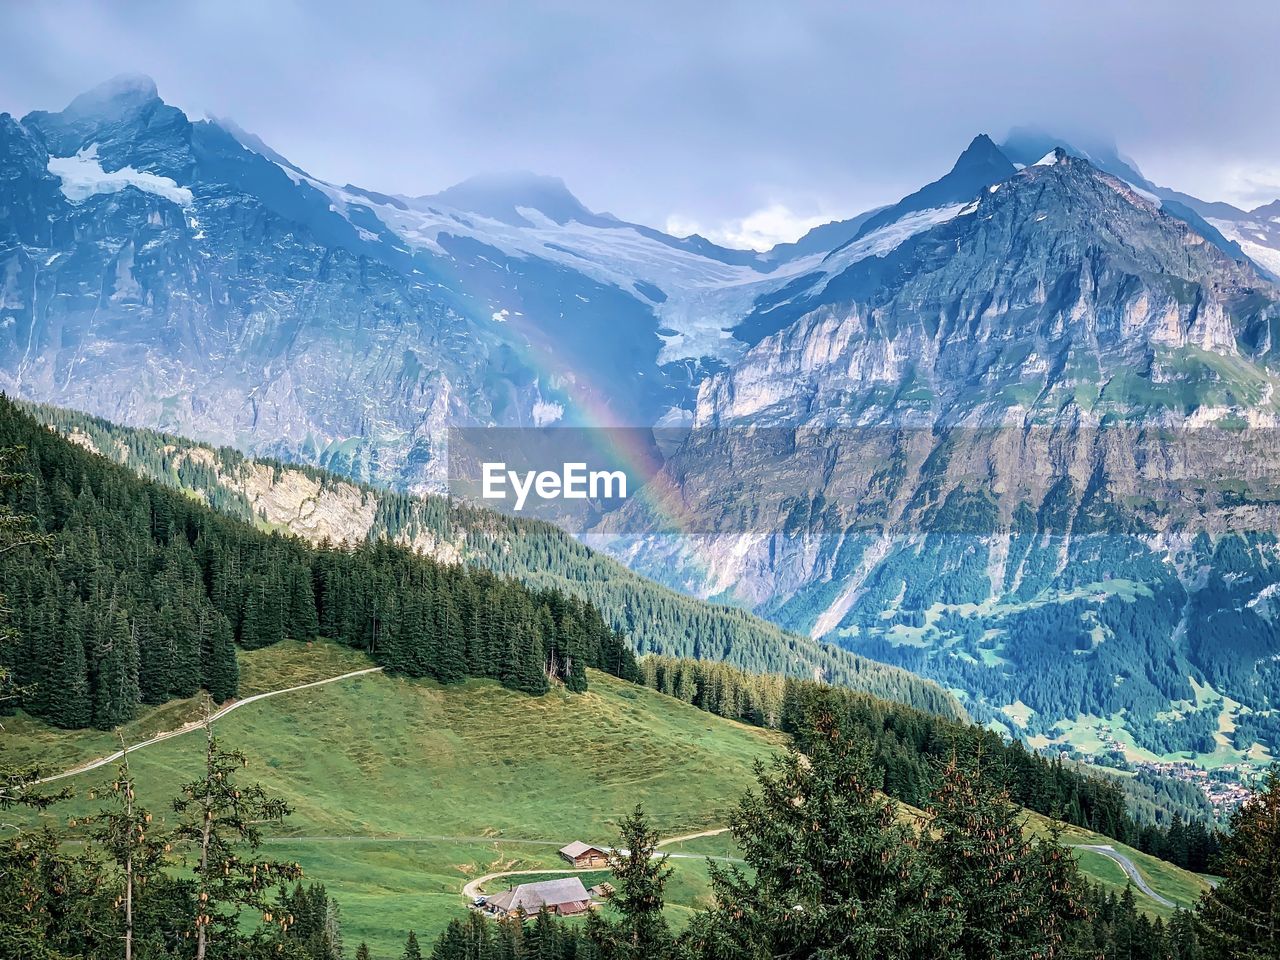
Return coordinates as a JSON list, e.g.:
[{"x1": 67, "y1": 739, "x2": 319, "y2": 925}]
[
  {"x1": 558, "y1": 840, "x2": 609, "y2": 868},
  {"x1": 485, "y1": 877, "x2": 592, "y2": 917}
]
